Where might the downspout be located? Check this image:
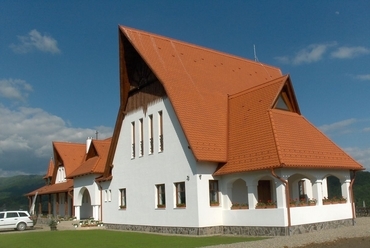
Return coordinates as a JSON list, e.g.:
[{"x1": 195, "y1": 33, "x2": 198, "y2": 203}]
[
  {"x1": 349, "y1": 170, "x2": 356, "y2": 225},
  {"x1": 271, "y1": 168, "x2": 291, "y2": 234}
]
